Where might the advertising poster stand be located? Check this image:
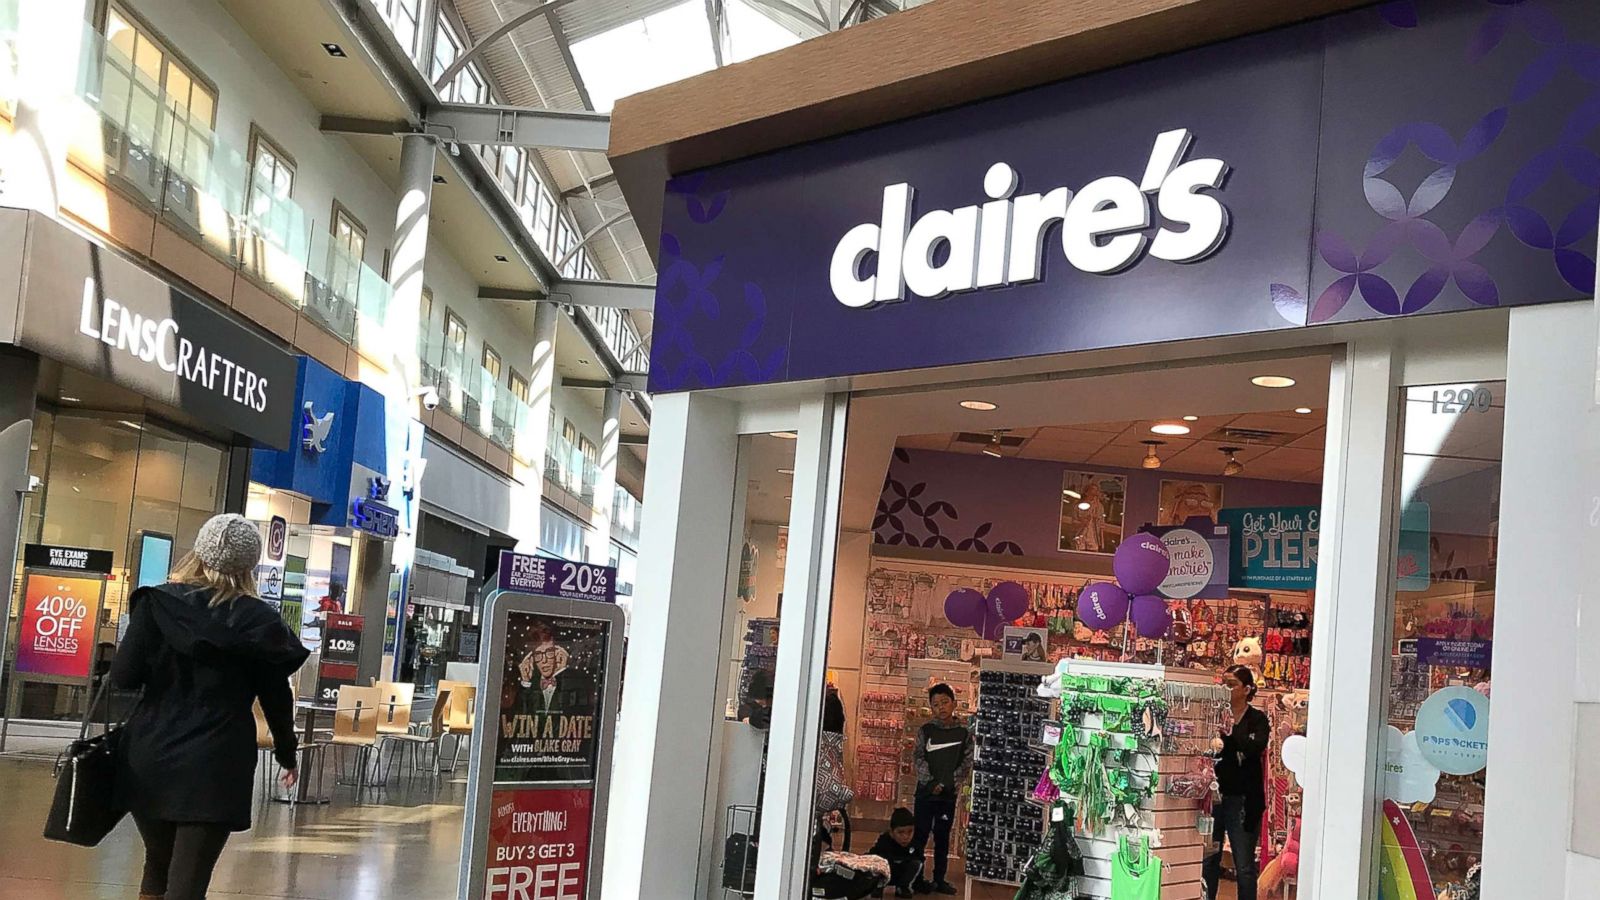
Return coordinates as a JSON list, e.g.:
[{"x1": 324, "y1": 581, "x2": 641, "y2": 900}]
[
  {"x1": 459, "y1": 551, "x2": 624, "y2": 900},
  {"x1": 0, "y1": 544, "x2": 113, "y2": 752}
]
